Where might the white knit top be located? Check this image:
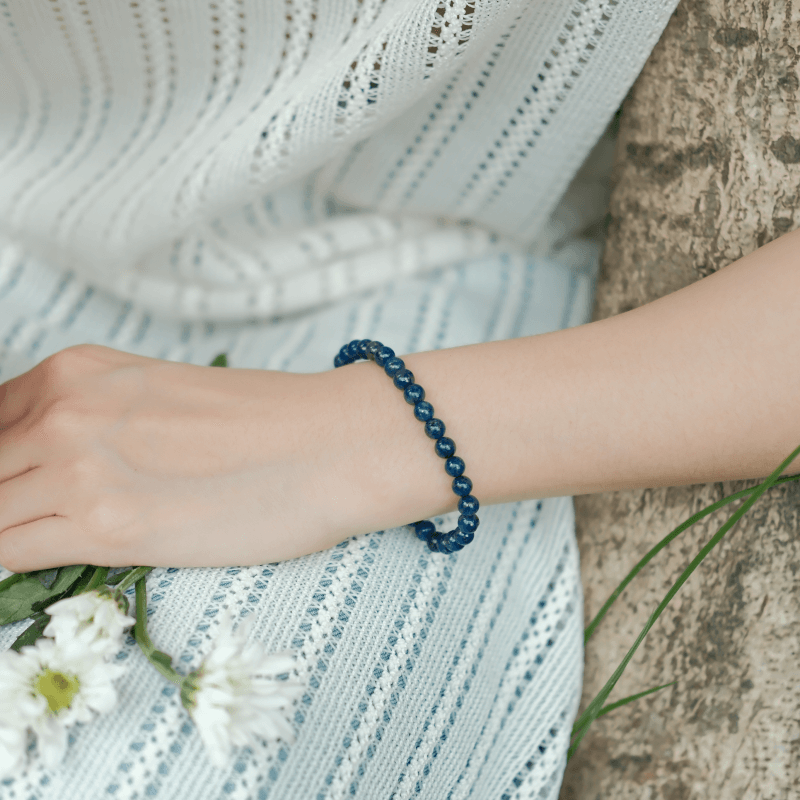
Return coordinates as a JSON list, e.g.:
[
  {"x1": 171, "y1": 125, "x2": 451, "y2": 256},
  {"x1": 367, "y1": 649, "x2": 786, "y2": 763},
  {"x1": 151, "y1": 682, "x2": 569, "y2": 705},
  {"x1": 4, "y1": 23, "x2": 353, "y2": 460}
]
[
  {"x1": 0, "y1": 0, "x2": 677, "y2": 324},
  {"x1": 0, "y1": 2, "x2": 679, "y2": 799}
]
